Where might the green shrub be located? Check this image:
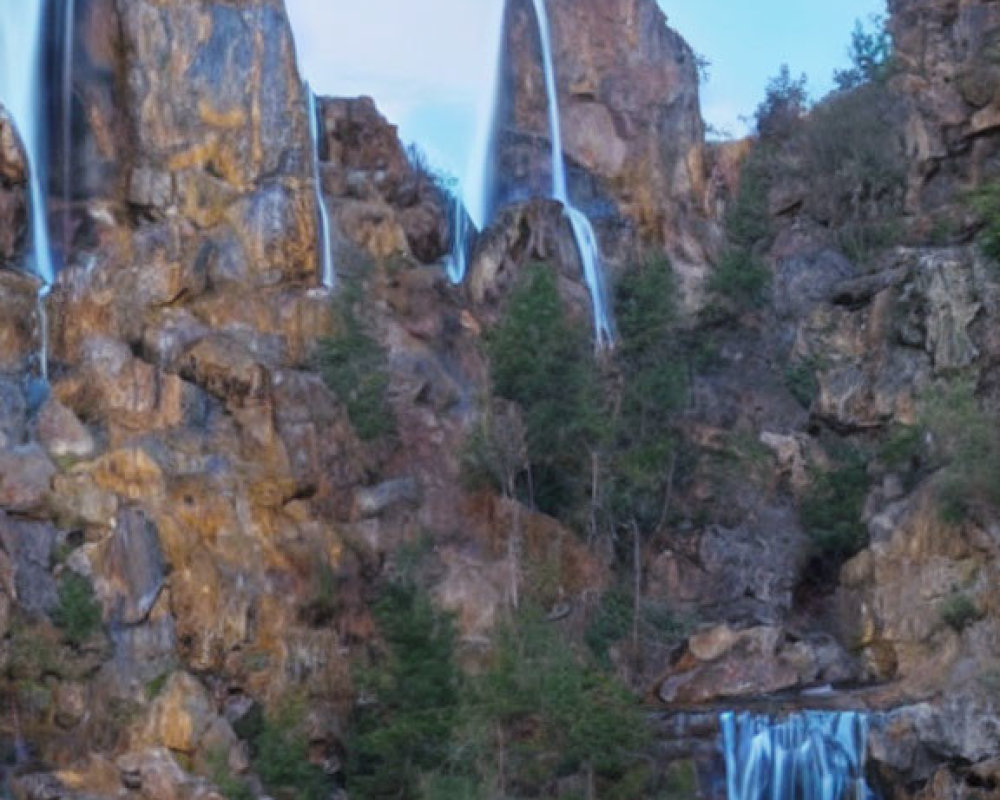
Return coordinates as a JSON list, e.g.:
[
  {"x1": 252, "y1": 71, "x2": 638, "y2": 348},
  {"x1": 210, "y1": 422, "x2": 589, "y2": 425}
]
[
  {"x1": 784, "y1": 360, "x2": 819, "y2": 409},
  {"x1": 145, "y1": 671, "x2": 171, "y2": 701},
  {"x1": 585, "y1": 588, "x2": 633, "y2": 667},
  {"x1": 253, "y1": 702, "x2": 329, "y2": 800},
  {"x1": 725, "y1": 148, "x2": 774, "y2": 251},
  {"x1": 920, "y1": 379, "x2": 1000, "y2": 521},
  {"x1": 880, "y1": 424, "x2": 925, "y2": 472},
  {"x1": 969, "y1": 183, "x2": 1000, "y2": 264},
  {"x1": 299, "y1": 563, "x2": 342, "y2": 627},
  {"x1": 459, "y1": 401, "x2": 527, "y2": 498},
  {"x1": 208, "y1": 749, "x2": 255, "y2": 800},
  {"x1": 940, "y1": 592, "x2": 980, "y2": 632},
  {"x1": 419, "y1": 774, "x2": 484, "y2": 800},
  {"x1": 660, "y1": 759, "x2": 699, "y2": 800},
  {"x1": 317, "y1": 282, "x2": 394, "y2": 442},
  {"x1": 798, "y1": 82, "x2": 906, "y2": 262},
  {"x1": 585, "y1": 587, "x2": 689, "y2": 669},
  {"x1": 707, "y1": 249, "x2": 771, "y2": 313},
  {"x1": 51, "y1": 573, "x2": 102, "y2": 646},
  {"x1": 800, "y1": 454, "x2": 869, "y2": 558}
]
